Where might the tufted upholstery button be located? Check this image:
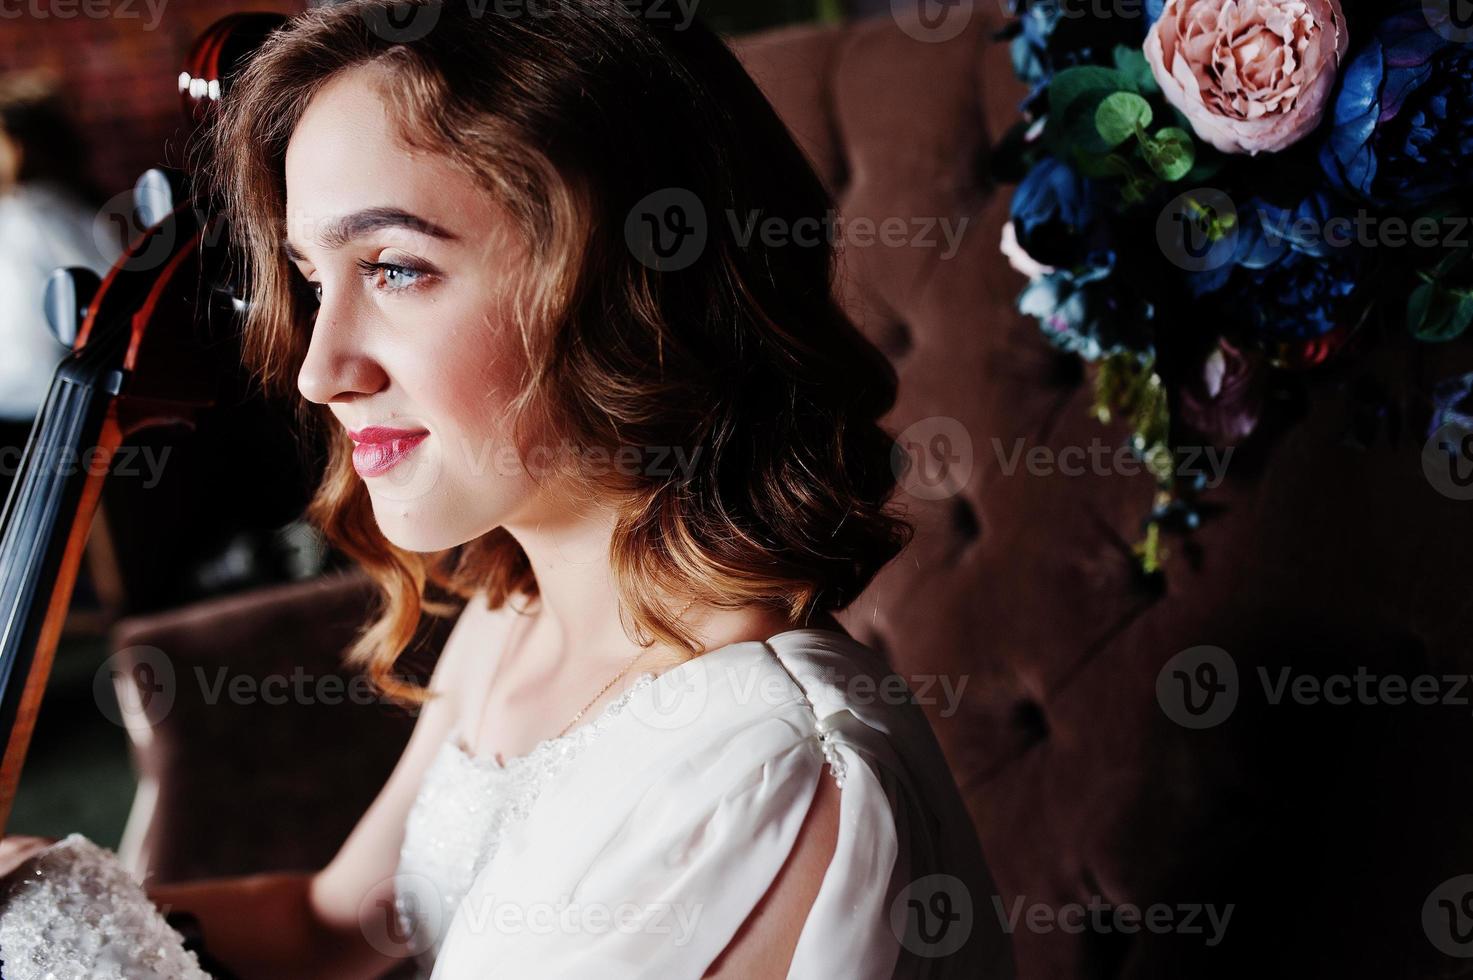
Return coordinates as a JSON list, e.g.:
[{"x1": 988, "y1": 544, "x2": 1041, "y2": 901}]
[
  {"x1": 945, "y1": 497, "x2": 982, "y2": 562},
  {"x1": 828, "y1": 148, "x2": 852, "y2": 199},
  {"x1": 876, "y1": 319, "x2": 913, "y2": 361},
  {"x1": 1011, "y1": 698, "x2": 1049, "y2": 747}
]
